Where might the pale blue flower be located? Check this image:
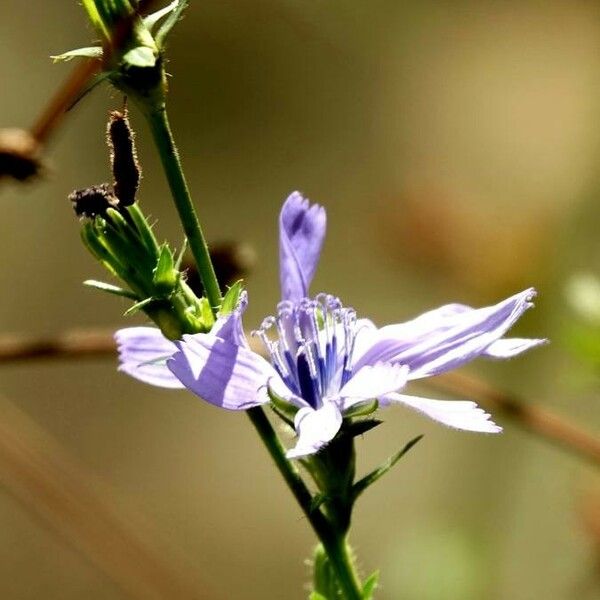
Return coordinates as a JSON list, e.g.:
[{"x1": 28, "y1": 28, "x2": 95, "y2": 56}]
[{"x1": 116, "y1": 192, "x2": 545, "y2": 458}]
